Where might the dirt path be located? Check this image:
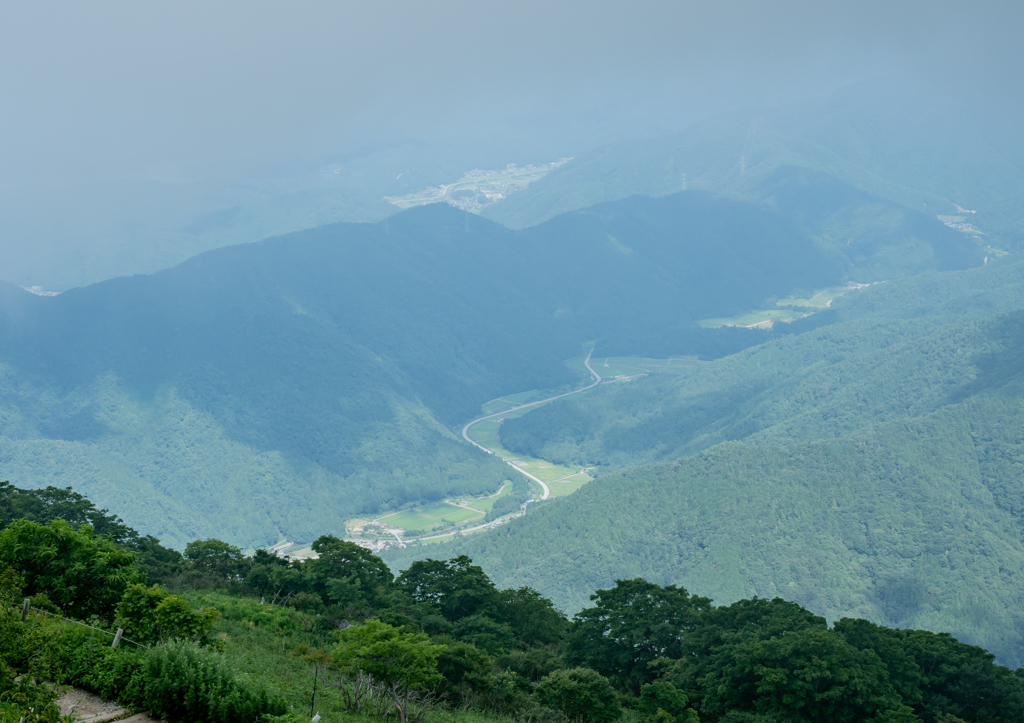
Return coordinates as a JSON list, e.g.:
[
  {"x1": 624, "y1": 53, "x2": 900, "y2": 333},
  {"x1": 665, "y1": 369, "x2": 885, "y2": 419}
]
[
  {"x1": 57, "y1": 687, "x2": 160, "y2": 723},
  {"x1": 461, "y1": 349, "x2": 602, "y2": 500}
]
